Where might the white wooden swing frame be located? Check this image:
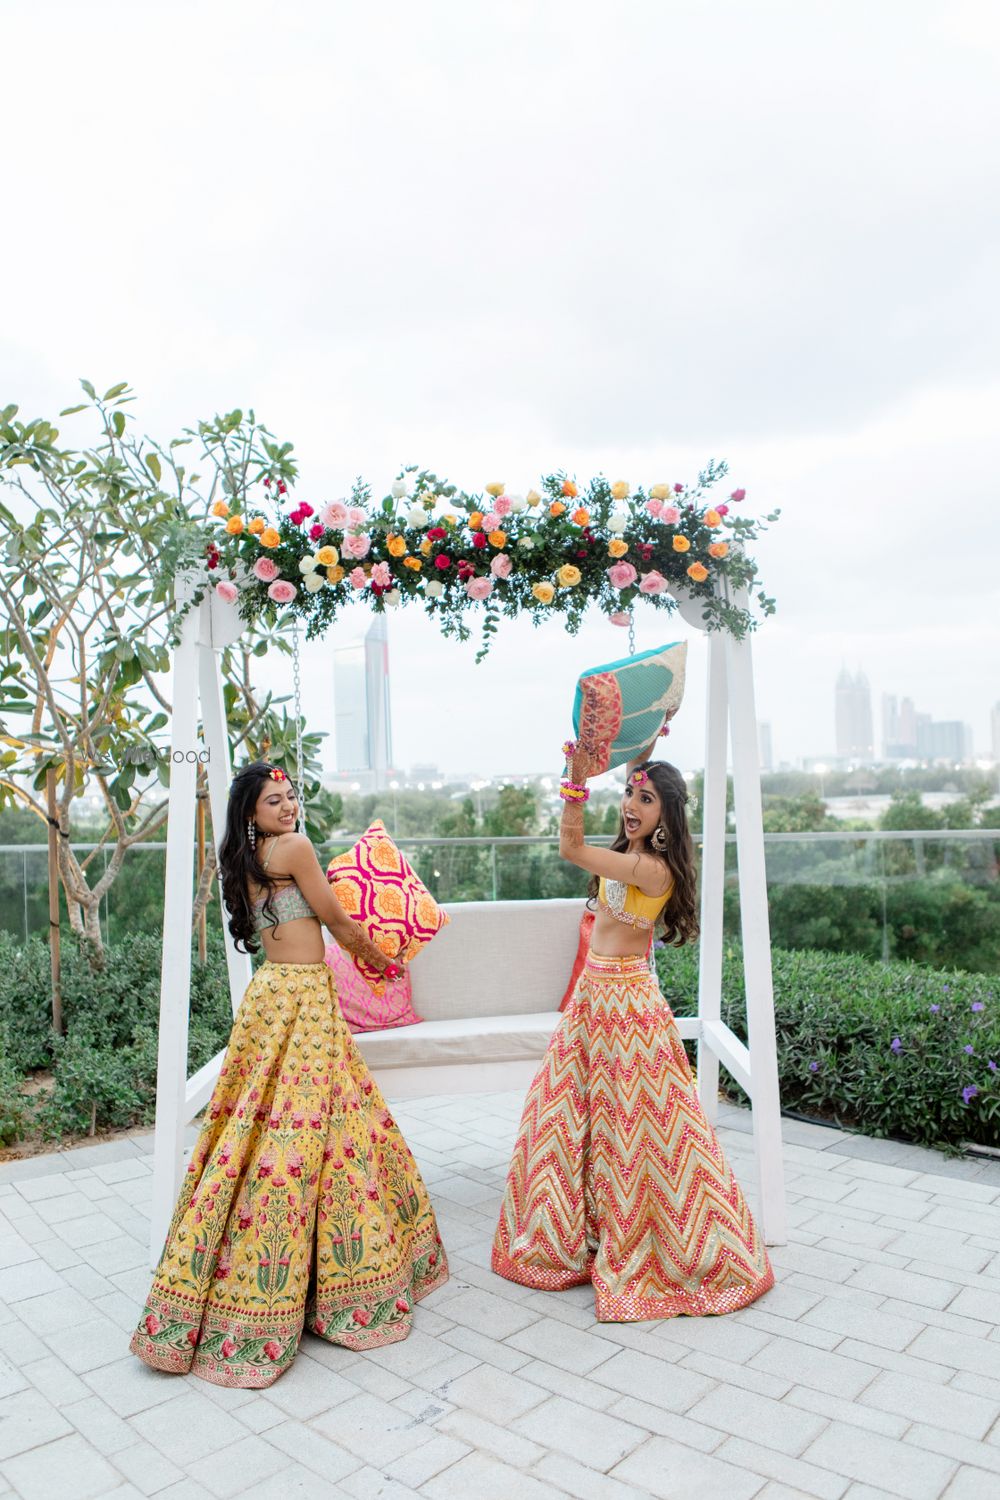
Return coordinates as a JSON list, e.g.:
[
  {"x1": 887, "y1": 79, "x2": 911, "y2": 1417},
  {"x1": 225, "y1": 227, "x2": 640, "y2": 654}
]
[{"x1": 149, "y1": 581, "x2": 787, "y2": 1265}]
